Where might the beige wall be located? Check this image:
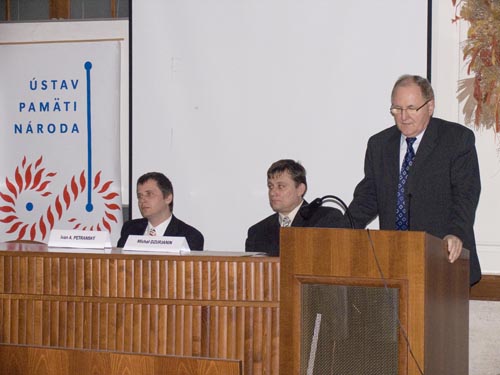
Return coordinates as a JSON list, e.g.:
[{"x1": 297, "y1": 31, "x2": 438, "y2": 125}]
[
  {"x1": 432, "y1": 2, "x2": 500, "y2": 274},
  {"x1": 432, "y1": 3, "x2": 500, "y2": 374}
]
